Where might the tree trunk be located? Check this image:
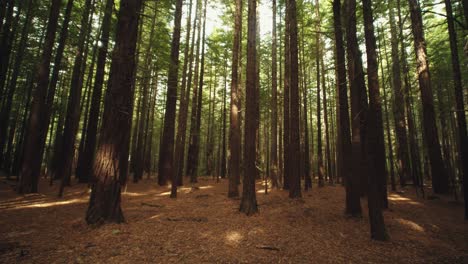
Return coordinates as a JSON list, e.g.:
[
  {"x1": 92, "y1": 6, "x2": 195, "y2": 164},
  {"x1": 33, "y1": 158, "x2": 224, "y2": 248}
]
[
  {"x1": 444, "y1": 0, "x2": 468, "y2": 219},
  {"x1": 76, "y1": 0, "x2": 114, "y2": 184},
  {"x1": 135, "y1": 6, "x2": 157, "y2": 183},
  {"x1": 346, "y1": 0, "x2": 369, "y2": 198},
  {"x1": 186, "y1": 0, "x2": 203, "y2": 183},
  {"x1": 387, "y1": 2, "x2": 409, "y2": 188},
  {"x1": 174, "y1": 0, "x2": 195, "y2": 186},
  {"x1": 270, "y1": 0, "x2": 279, "y2": 189},
  {"x1": 228, "y1": 0, "x2": 243, "y2": 197},
  {"x1": 17, "y1": 0, "x2": 62, "y2": 194},
  {"x1": 316, "y1": 0, "x2": 324, "y2": 188},
  {"x1": 283, "y1": 0, "x2": 291, "y2": 190},
  {"x1": 288, "y1": 0, "x2": 301, "y2": 199},
  {"x1": 240, "y1": 0, "x2": 258, "y2": 215},
  {"x1": 343, "y1": 0, "x2": 363, "y2": 215},
  {"x1": 157, "y1": 0, "x2": 183, "y2": 196},
  {"x1": 362, "y1": 0, "x2": 389, "y2": 241},
  {"x1": 407, "y1": 0, "x2": 448, "y2": 194},
  {"x1": 221, "y1": 52, "x2": 228, "y2": 179},
  {"x1": 0, "y1": 0, "x2": 34, "y2": 168},
  {"x1": 57, "y1": 0, "x2": 93, "y2": 197},
  {"x1": 85, "y1": 0, "x2": 142, "y2": 225}
]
